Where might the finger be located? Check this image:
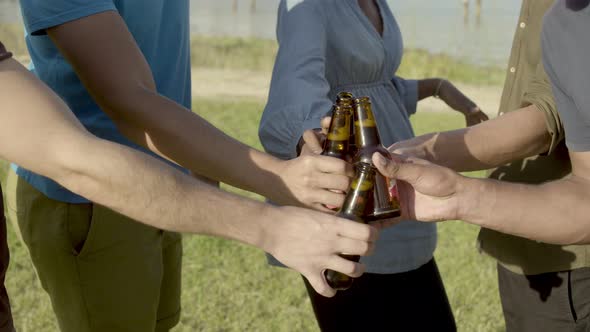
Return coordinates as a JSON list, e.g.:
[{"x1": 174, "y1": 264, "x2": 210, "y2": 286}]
[
  {"x1": 387, "y1": 142, "x2": 412, "y2": 155},
  {"x1": 310, "y1": 189, "x2": 346, "y2": 209},
  {"x1": 304, "y1": 273, "x2": 336, "y2": 298},
  {"x1": 309, "y1": 173, "x2": 351, "y2": 192},
  {"x1": 321, "y1": 116, "x2": 331, "y2": 135},
  {"x1": 326, "y1": 256, "x2": 366, "y2": 278},
  {"x1": 302, "y1": 129, "x2": 323, "y2": 154},
  {"x1": 386, "y1": 152, "x2": 418, "y2": 163},
  {"x1": 390, "y1": 146, "x2": 419, "y2": 158},
  {"x1": 336, "y1": 237, "x2": 375, "y2": 256},
  {"x1": 386, "y1": 143, "x2": 396, "y2": 152},
  {"x1": 372, "y1": 152, "x2": 404, "y2": 177},
  {"x1": 373, "y1": 152, "x2": 432, "y2": 183},
  {"x1": 334, "y1": 220, "x2": 379, "y2": 243},
  {"x1": 310, "y1": 155, "x2": 354, "y2": 177},
  {"x1": 311, "y1": 203, "x2": 338, "y2": 213},
  {"x1": 397, "y1": 180, "x2": 417, "y2": 220},
  {"x1": 300, "y1": 145, "x2": 317, "y2": 157}
]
